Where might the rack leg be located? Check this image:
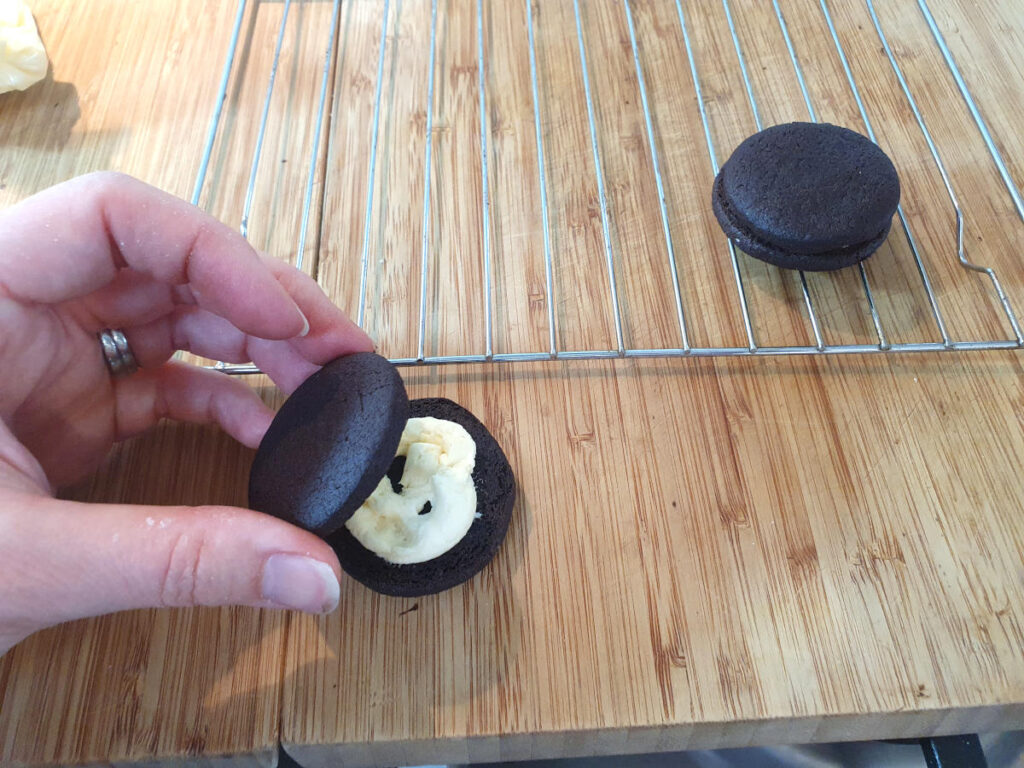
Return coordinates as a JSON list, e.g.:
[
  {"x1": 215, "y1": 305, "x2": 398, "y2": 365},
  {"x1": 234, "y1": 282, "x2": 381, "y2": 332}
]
[{"x1": 920, "y1": 734, "x2": 988, "y2": 768}]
